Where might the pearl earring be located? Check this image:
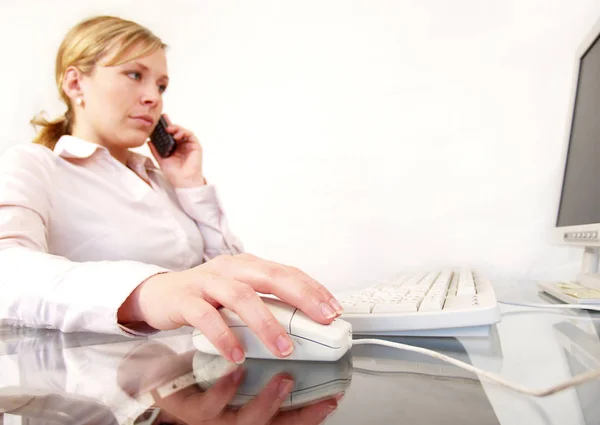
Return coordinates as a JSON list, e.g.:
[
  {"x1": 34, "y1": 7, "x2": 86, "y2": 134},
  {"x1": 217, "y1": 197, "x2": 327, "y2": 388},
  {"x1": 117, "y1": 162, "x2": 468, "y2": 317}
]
[{"x1": 76, "y1": 98, "x2": 83, "y2": 106}]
